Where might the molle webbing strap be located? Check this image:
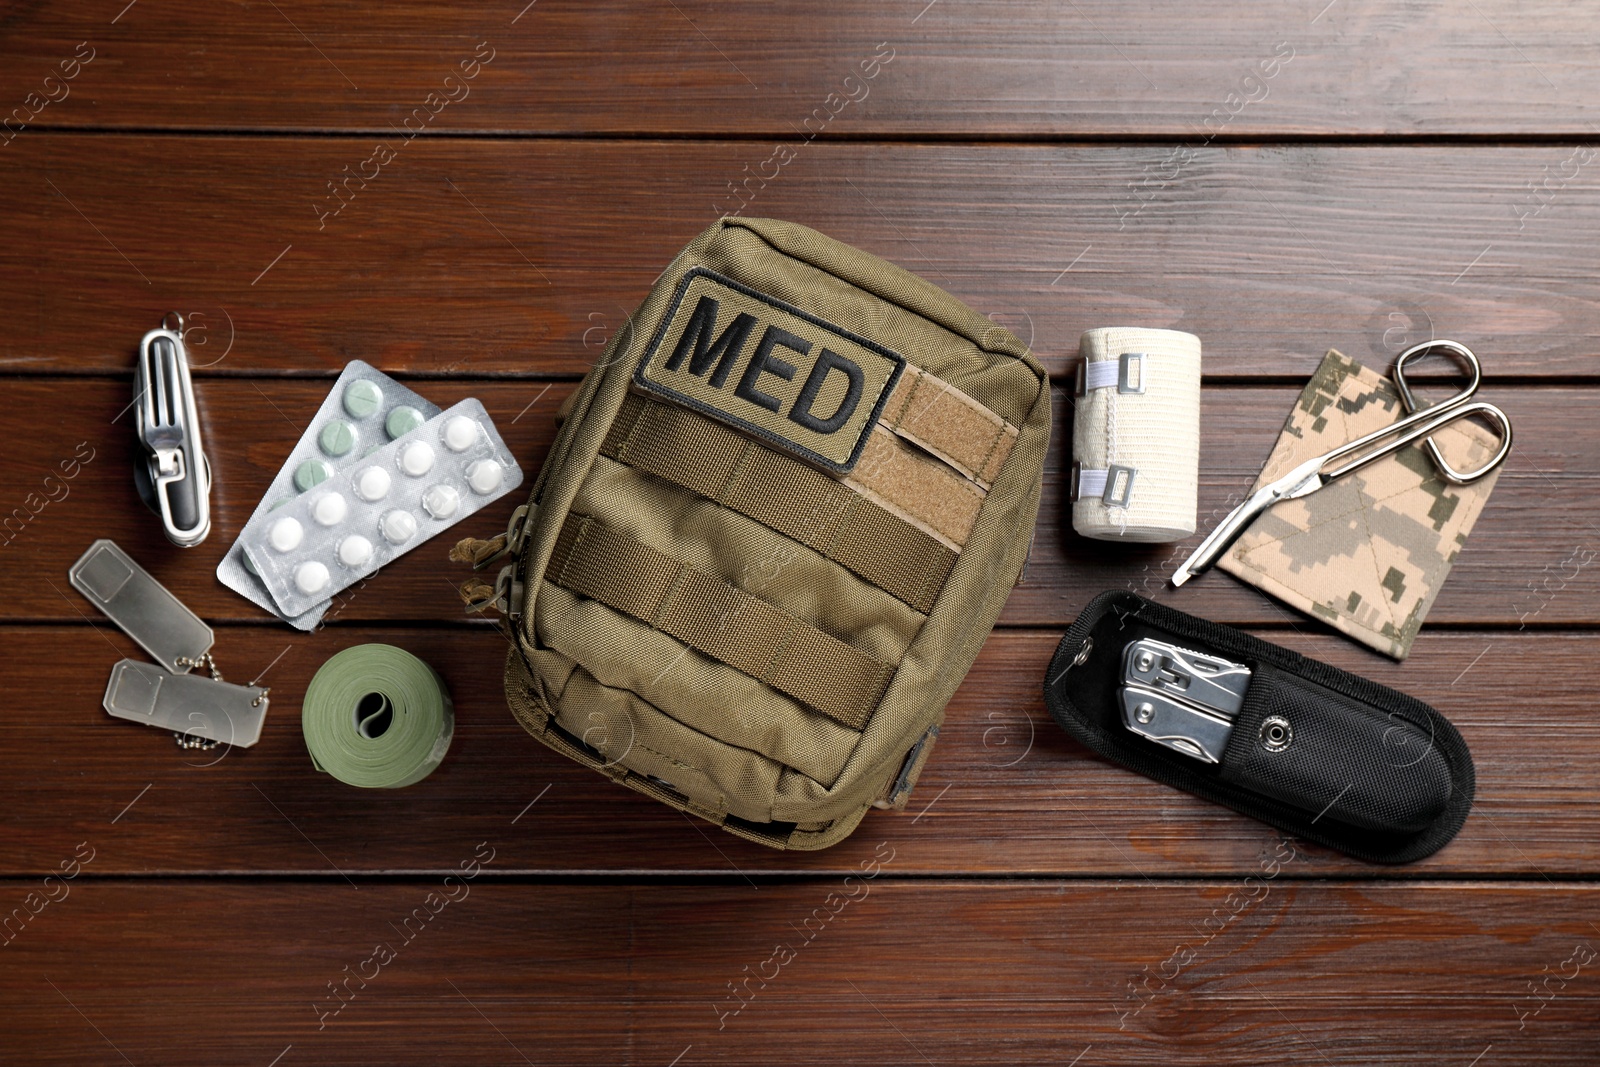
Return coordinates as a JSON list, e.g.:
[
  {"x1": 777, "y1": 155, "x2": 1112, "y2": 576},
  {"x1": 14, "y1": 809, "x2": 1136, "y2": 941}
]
[
  {"x1": 879, "y1": 365, "x2": 1020, "y2": 490},
  {"x1": 604, "y1": 394, "x2": 954, "y2": 613},
  {"x1": 548, "y1": 514, "x2": 893, "y2": 731},
  {"x1": 845, "y1": 426, "x2": 983, "y2": 551}
]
